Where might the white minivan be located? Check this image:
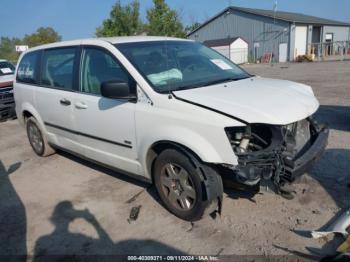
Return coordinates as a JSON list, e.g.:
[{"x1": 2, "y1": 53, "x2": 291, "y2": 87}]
[{"x1": 14, "y1": 37, "x2": 328, "y2": 221}]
